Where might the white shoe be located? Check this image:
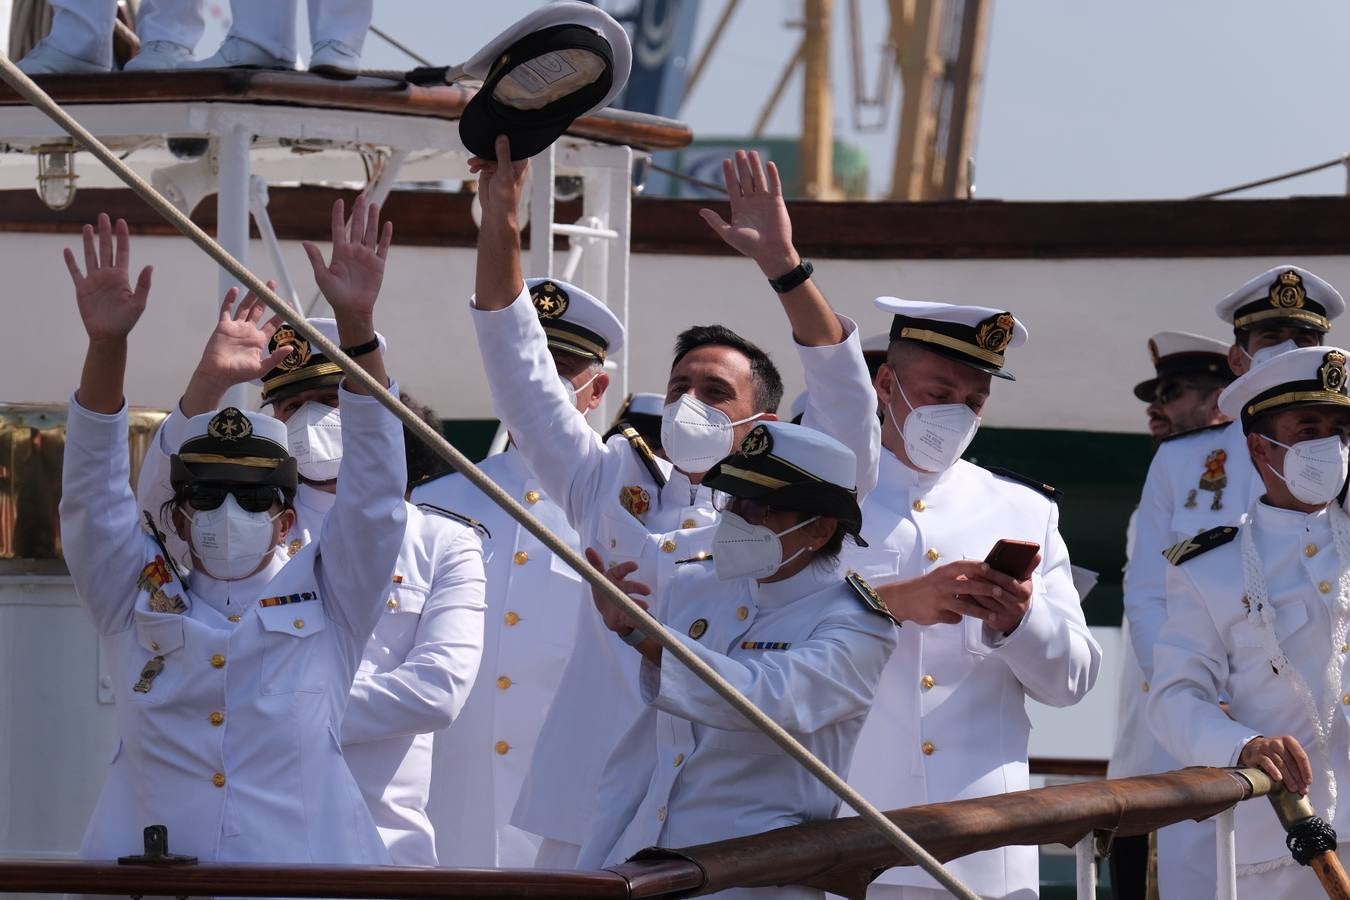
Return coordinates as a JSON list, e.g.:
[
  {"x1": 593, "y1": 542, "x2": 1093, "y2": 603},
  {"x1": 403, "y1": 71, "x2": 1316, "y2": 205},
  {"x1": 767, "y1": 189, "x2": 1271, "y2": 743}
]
[
  {"x1": 308, "y1": 40, "x2": 362, "y2": 79},
  {"x1": 17, "y1": 39, "x2": 109, "y2": 75},
  {"x1": 123, "y1": 41, "x2": 194, "y2": 71},
  {"x1": 189, "y1": 36, "x2": 293, "y2": 70}
]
